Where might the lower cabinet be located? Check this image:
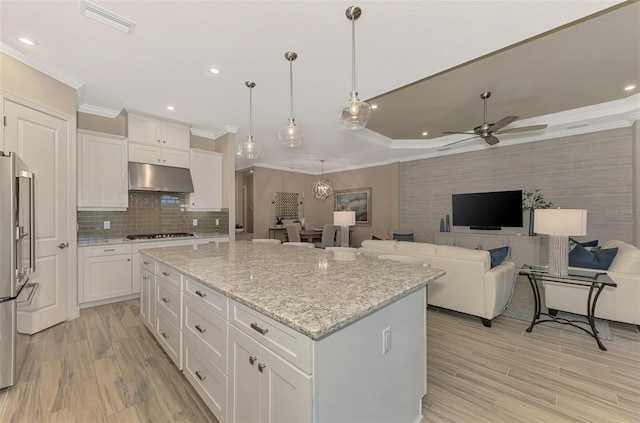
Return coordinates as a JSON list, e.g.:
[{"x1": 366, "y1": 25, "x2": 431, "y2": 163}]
[
  {"x1": 139, "y1": 267, "x2": 156, "y2": 332},
  {"x1": 228, "y1": 325, "x2": 311, "y2": 423},
  {"x1": 79, "y1": 244, "x2": 132, "y2": 304}
]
